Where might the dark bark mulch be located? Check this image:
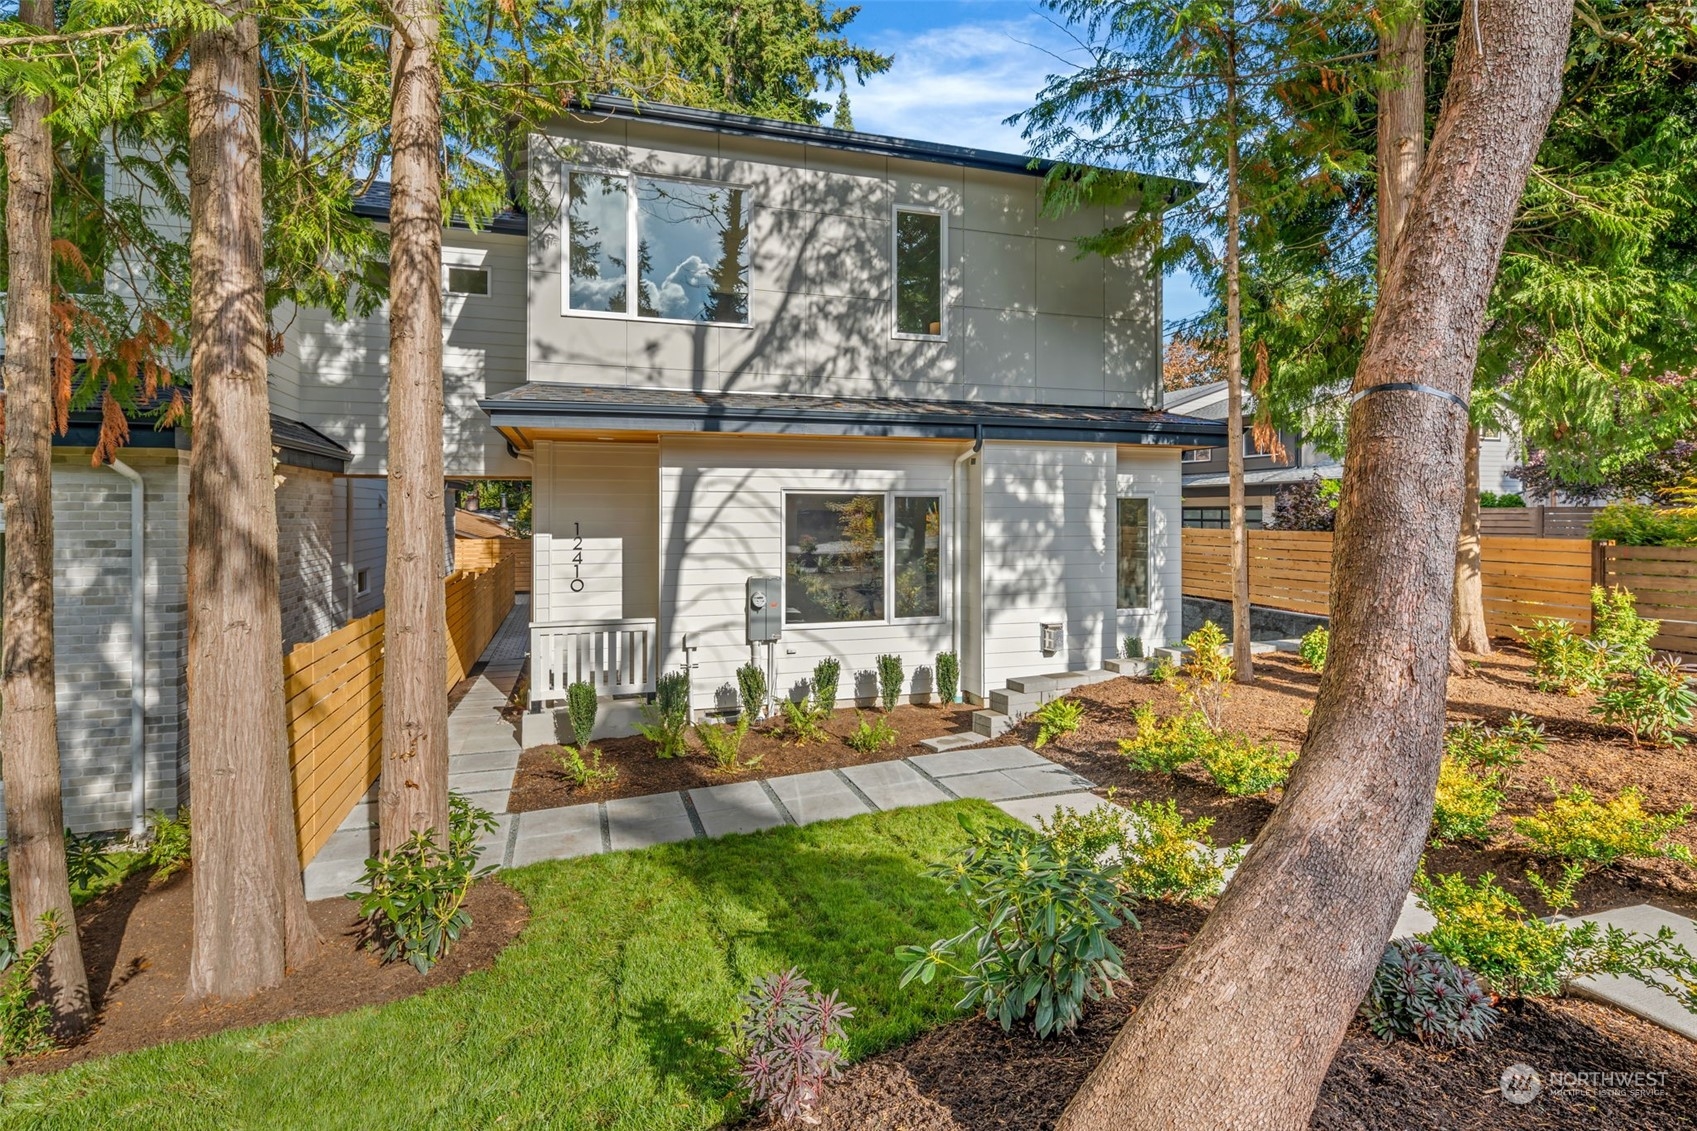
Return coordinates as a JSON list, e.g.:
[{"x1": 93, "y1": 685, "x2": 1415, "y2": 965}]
[
  {"x1": 7, "y1": 867, "x2": 527, "y2": 1076},
  {"x1": 509, "y1": 703, "x2": 979, "y2": 812},
  {"x1": 759, "y1": 903, "x2": 1697, "y2": 1131}
]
